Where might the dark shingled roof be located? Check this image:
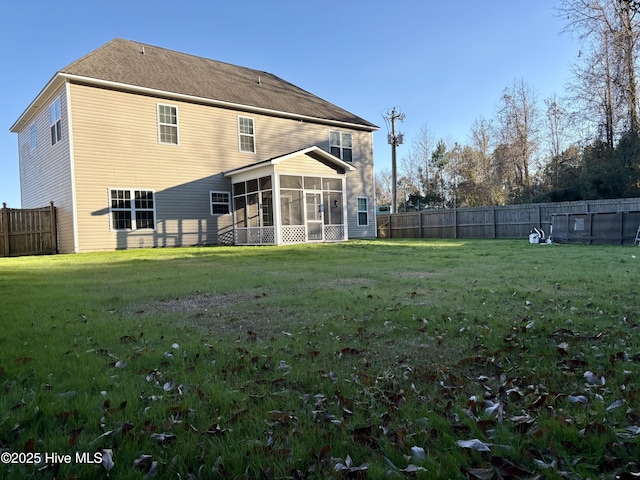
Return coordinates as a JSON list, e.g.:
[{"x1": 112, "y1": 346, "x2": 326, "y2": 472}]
[{"x1": 61, "y1": 38, "x2": 377, "y2": 130}]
